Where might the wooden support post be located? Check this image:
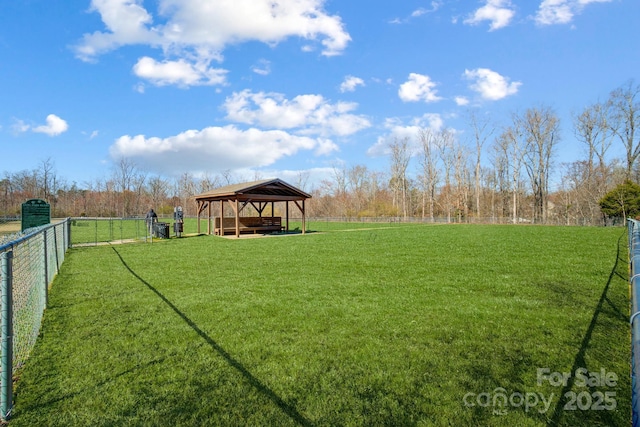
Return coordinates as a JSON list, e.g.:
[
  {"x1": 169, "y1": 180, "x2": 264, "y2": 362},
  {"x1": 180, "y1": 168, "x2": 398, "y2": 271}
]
[
  {"x1": 220, "y1": 200, "x2": 224, "y2": 236},
  {"x1": 294, "y1": 200, "x2": 306, "y2": 234},
  {"x1": 235, "y1": 199, "x2": 240, "y2": 238},
  {"x1": 207, "y1": 201, "x2": 211, "y2": 235},
  {"x1": 302, "y1": 199, "x2": 306, "y2": 234},
  {"x1": 197, "y1": 202, "x2": 201, "y2": 234},
  {"x1": 286, "y1": 201, "x2": 289, "y2": 232}
]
